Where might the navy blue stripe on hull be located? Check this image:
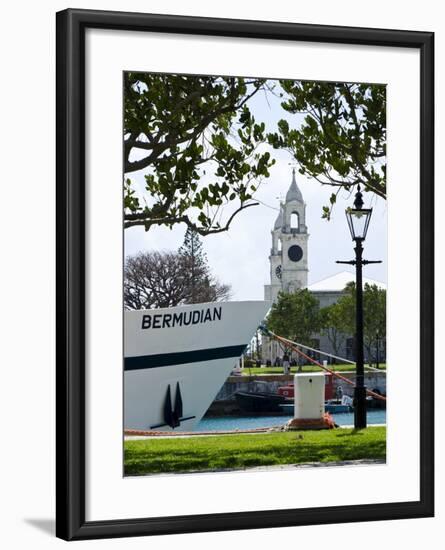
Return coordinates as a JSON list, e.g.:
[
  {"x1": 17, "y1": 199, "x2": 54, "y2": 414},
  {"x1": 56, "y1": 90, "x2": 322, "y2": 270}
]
[{"x1": 124, "y1": 344, "x2": 247, "y2": 371}]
